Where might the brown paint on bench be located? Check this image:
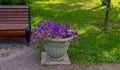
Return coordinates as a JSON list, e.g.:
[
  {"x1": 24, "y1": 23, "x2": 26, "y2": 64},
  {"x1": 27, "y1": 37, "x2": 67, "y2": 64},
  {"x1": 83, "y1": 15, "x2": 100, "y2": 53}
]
[
  {"x1": 0, "y1": 30, "x2": 25, "y2": 36},
  {"x1": 0, "y1": 5, "x2": 31, "y2": 44},
  {"x1": 0, "y1": 24, "x2": 28, "y2": 30},
  {"x1": 0, "y1": 21, "x2": 28, "y2": 24}
]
